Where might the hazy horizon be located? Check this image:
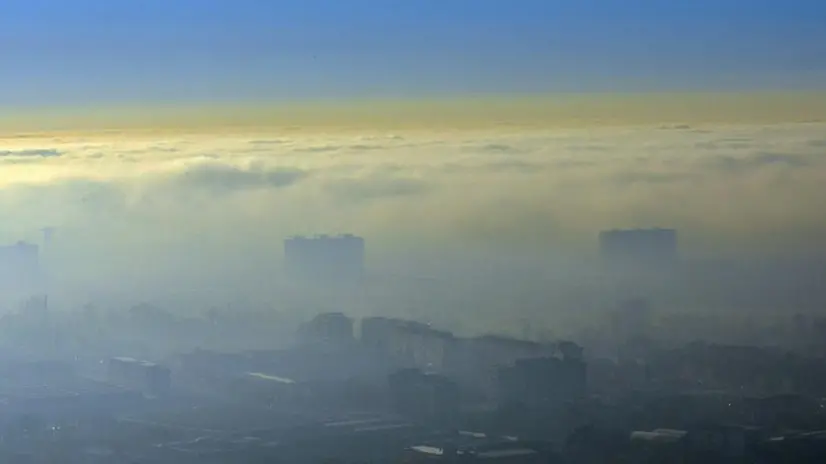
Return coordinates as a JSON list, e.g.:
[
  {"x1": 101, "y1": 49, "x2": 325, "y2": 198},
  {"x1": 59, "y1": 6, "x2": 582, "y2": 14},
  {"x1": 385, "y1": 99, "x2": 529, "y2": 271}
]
[
  {"x1": 3, "y1": 95, "x2": 826, "y2": 312},
  {"x1": 3, "y1": 1, "x2": 826, "y2": 321},
  {"x1": 3, "y1": 92, "x2": 826, "y2": 134}
]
